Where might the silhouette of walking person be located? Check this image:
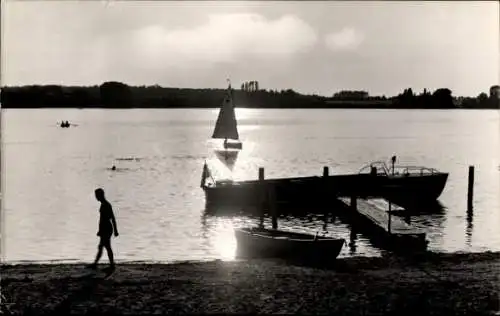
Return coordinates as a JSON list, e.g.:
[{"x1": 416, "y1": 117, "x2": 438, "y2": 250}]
[{"x1": 88, "y1": 188, "x2": 119, "y2": 271}]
